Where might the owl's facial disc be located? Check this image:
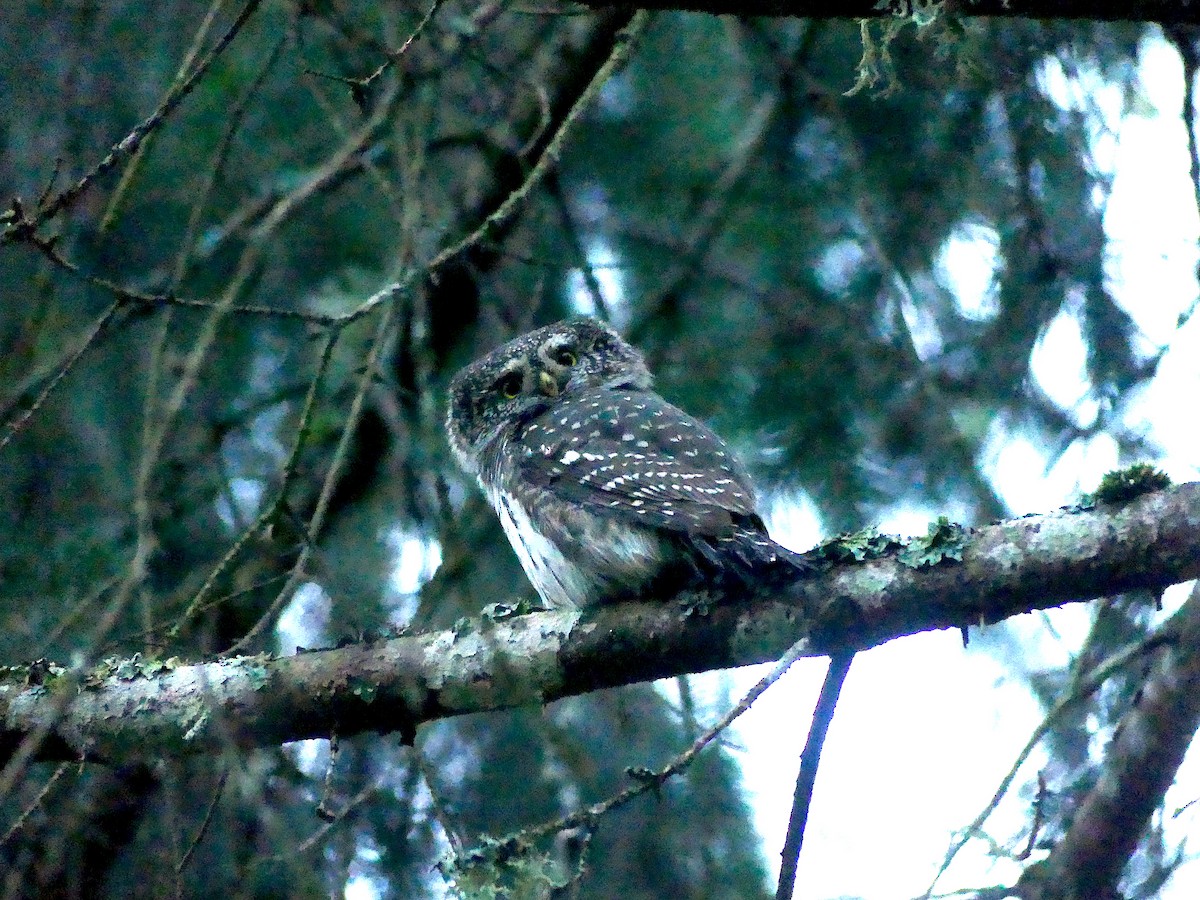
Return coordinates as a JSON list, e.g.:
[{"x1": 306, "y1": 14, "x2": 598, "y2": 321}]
[
  {"x1": 535, "y1": 335, "x2": 580, "y2": 396},
  {"x1": 445, "y1": 317, "x2": 650, "y2": 472}
]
